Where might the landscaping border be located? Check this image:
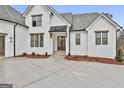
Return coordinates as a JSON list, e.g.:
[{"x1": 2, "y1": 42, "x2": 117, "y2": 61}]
[
  {"x1": 65, "y1": 55, "x2": 124, "y2": 65},
  {"x1": 16, "y1": 54, "x2": 50, "y2": 58}
]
